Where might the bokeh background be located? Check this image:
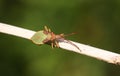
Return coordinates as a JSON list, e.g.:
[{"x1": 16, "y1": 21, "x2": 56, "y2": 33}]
[{"x1": 0, "y1": 0, "x2": 120, "y2": 76}]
